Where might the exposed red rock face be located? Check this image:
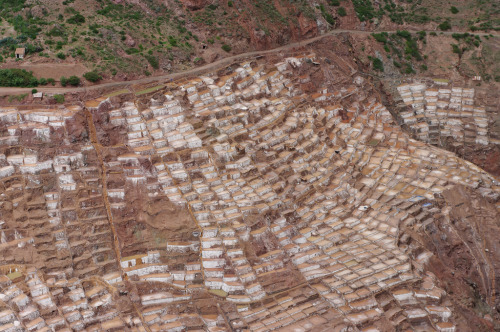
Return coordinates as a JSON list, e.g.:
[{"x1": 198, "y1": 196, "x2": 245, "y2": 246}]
[
  {"x1": 179, "y1": 0, "x2": 208, "y2": 10},
  {"x1": 298, "y1": 13, "x2": 318, "y2": 37}
]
